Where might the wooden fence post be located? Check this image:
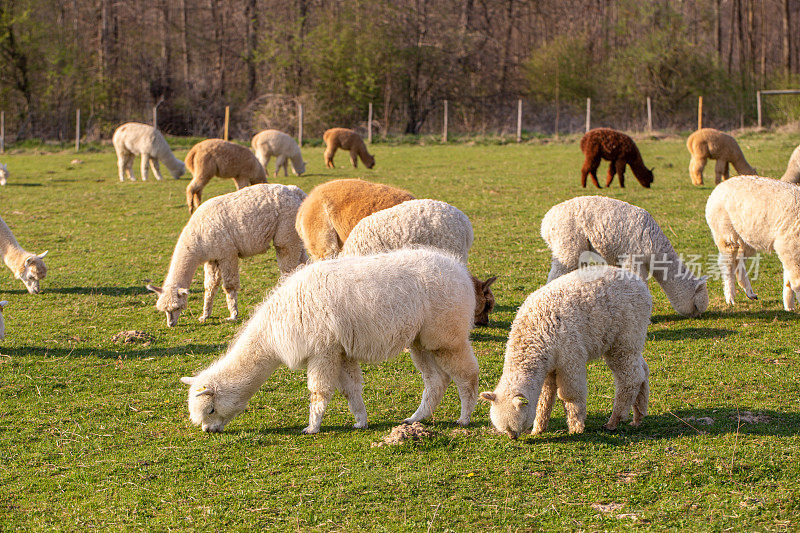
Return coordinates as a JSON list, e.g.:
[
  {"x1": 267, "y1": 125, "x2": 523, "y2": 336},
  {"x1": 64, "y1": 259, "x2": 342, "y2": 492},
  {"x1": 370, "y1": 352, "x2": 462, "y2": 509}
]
[
  {"x1": 516, "y1": 98, "x2": 522, "y2": 143},
  {"x1": 153, "y1": 106, "x2": 157, "y2": 129},
  {"x1": 75, "y1": 109, "x2": 80, "y2": 152},
  {"x1": 442, "y1": 100, "x2": 448, "y2": 143},
  {"x1": 697, "y1": 96, "x2": 703, "y2": 130},
  {"x1": 368, "y1": 102, "x2": 373, "y2": 144},
  {"x1": 756, "y1": 90, "x2": 762, "y2": 128},
  {"x1": 647, "y1": 97, "x2": 653, "y2": 132},
  {"x1": 297, "y1": 102, "x2": 303, "y2": 147},
  {"x1": 223, "y1": 106, "x2": 230, "y2": 141},
  {"x1": 585, "y1": 98, "x2": 591, "y2": 133}
]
